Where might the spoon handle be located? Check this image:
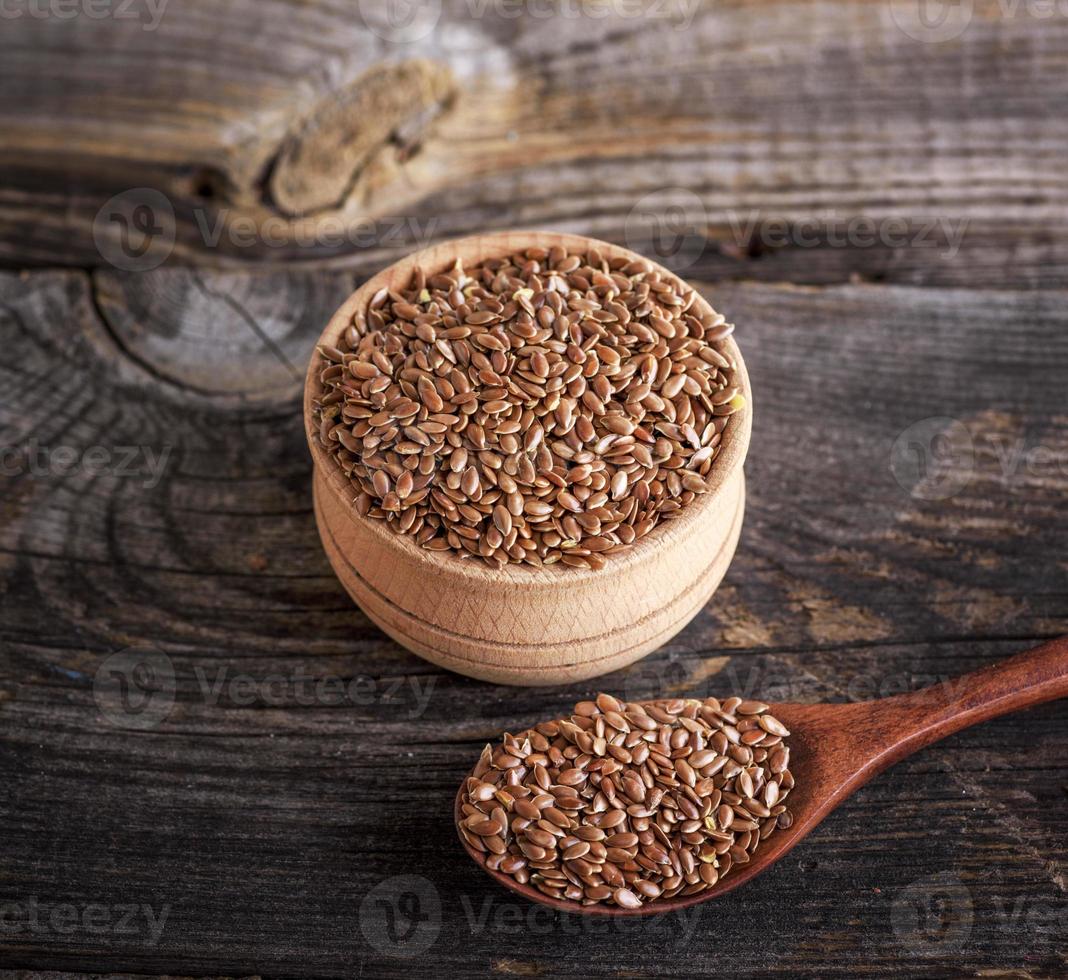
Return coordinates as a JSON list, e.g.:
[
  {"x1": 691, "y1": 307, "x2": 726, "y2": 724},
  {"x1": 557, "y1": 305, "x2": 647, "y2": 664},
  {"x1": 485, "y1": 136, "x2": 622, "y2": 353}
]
[{"x1": 867, "y1": 634, "x2": 1068, "y2": 761}]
